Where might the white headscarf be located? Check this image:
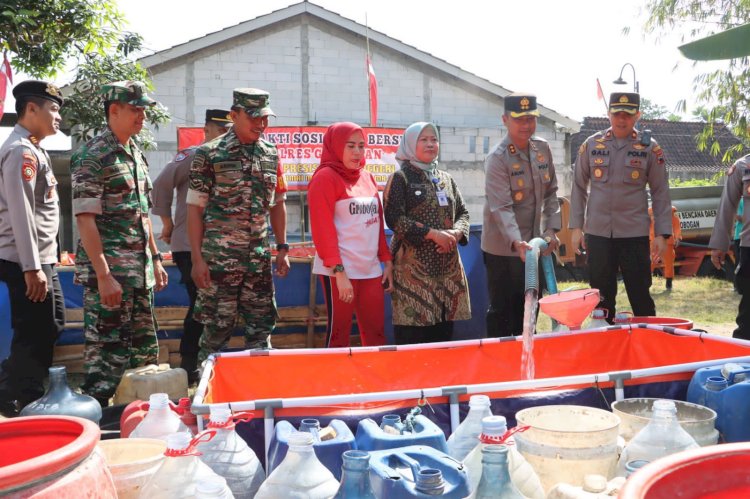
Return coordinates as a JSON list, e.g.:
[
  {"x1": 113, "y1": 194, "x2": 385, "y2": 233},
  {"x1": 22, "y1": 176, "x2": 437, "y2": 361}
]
[{"x1": 395, "y1": 122, "x2": 439, "y2": 171}]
